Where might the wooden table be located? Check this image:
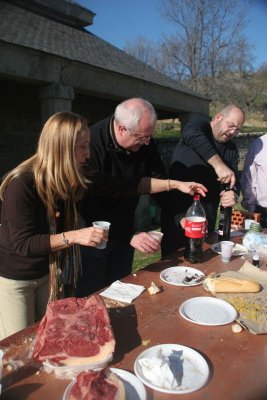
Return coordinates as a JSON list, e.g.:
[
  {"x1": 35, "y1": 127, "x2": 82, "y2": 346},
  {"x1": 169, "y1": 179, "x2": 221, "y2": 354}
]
[{"x1": 1, "y1": 235, "x2": 267, "y2": 400}]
